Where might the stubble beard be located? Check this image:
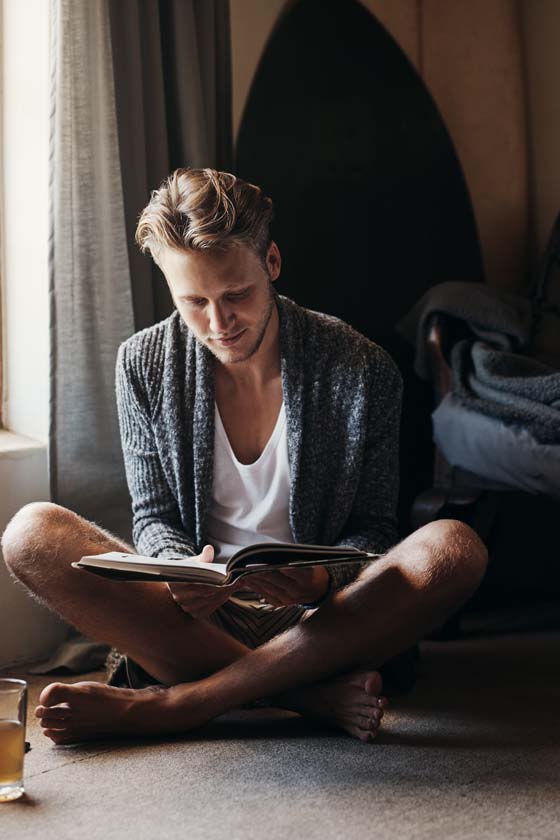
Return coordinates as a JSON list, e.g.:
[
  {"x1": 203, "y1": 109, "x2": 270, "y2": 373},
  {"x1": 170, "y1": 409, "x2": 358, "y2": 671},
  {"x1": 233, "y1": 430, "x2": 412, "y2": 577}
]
[{"x1": 210, "y1": 282, "x2": 276, "y2": 365}]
